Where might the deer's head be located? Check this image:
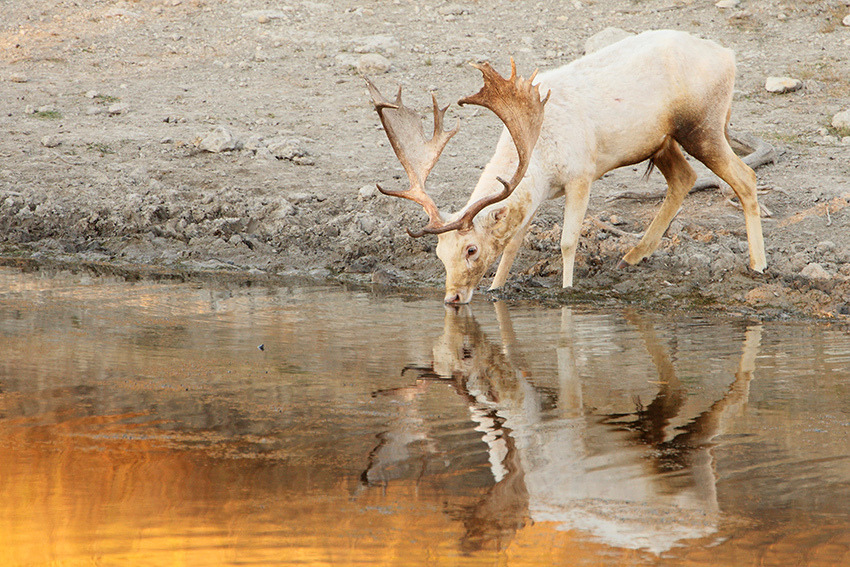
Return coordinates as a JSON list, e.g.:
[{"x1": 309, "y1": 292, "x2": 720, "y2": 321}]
[{"x1": 367, "y1": 60, "x2": 549, "y2": 304}]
